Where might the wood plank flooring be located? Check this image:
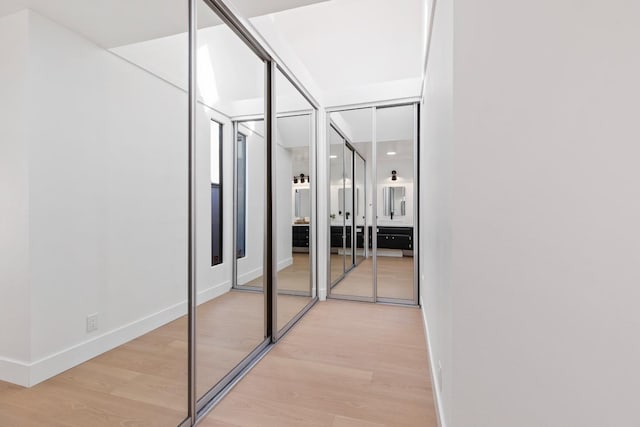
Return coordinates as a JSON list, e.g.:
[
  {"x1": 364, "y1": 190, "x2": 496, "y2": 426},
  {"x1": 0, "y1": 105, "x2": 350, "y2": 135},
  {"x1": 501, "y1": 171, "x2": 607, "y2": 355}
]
[
  {"x1": 0, "y1": 291, "x2": 311, "y2": 427},
  {"x1": 0, "y1": 297, "x2": 433, "y2": 427},
  {"x1": 200, "y1": 300, "x2": 436, "y2": 427},
  {"x1": 331, "y1": 255, "x2": 415, "y2": 300},
  {"x1": 238, "y1": 253, "x2": 313, "y2": 294}
]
